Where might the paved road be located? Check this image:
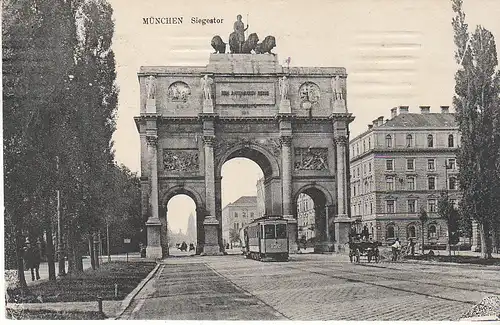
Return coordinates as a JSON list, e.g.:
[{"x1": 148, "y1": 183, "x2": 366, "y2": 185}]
[{"x1": 121, "y1": 254, "x2": 500, "y2": 321}]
